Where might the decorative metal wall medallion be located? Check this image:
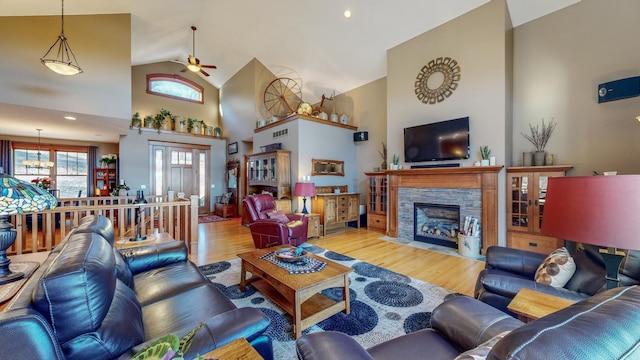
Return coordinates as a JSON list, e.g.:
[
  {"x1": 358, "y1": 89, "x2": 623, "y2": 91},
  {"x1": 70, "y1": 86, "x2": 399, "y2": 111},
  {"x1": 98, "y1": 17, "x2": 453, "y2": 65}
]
[{"x1": 414, "y1": 57, "x2": 461, "y2": 104}]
